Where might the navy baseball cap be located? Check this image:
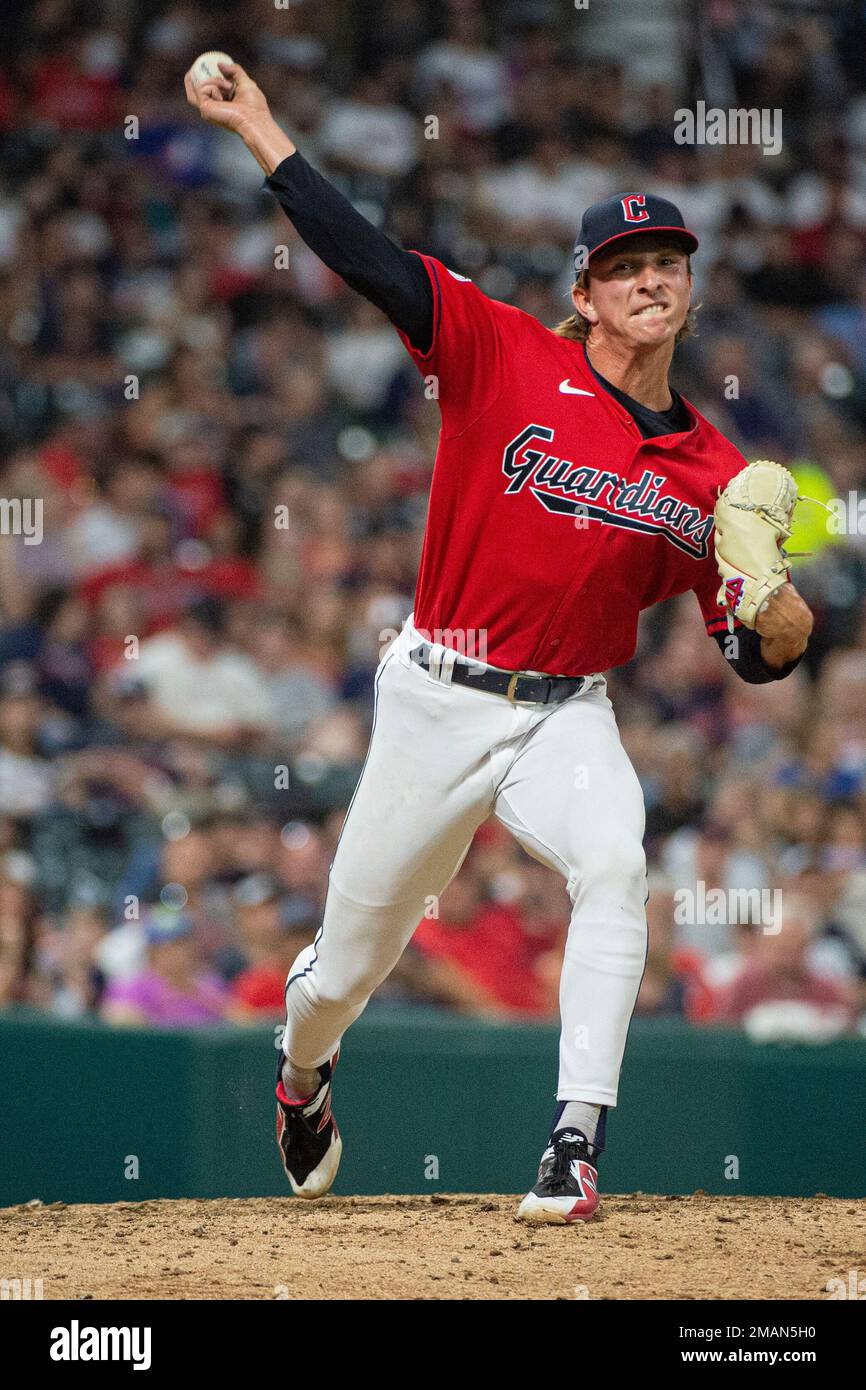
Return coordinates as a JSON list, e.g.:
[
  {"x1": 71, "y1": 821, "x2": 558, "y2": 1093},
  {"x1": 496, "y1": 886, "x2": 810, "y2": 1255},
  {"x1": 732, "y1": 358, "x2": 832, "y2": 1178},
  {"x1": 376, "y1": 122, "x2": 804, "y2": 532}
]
[
  {"x1": 144, "y1": 906, "x2": 195, "y2": 945},
  {"x1": 574, "y1": 193, "x2": 699, "y2": 272}
]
